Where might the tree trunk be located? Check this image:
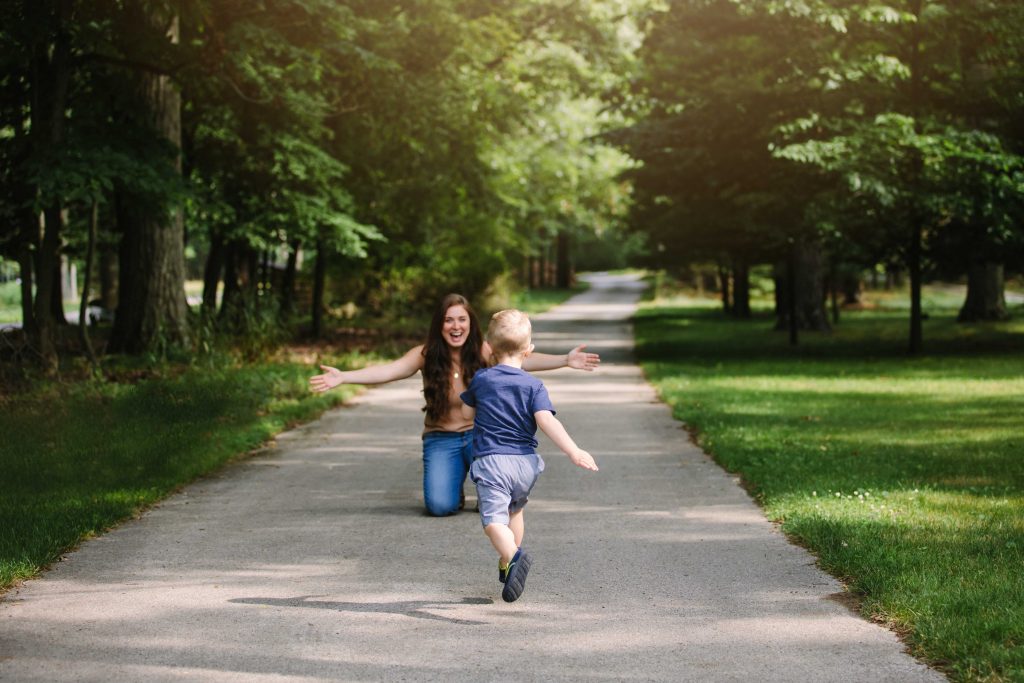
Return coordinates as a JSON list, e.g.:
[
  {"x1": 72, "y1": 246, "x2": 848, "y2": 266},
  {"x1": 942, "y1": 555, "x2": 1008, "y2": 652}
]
[
  {"x1": 958, "y1": 261, "x2": 1008, "y2": 322},
  {"x1": 556, "y1": 230, "x2": 571, "y2": 289},
  {"x1": 776, "y1": 242, "x2": 830, "y2": 333},
  {"x1": 718, "y1": 264, "x2": 731, "y2": 314},
  {"x1": 312, "y1": 237, "x2": 326, "y2": 337},
  {"x1": 787, "y1": 251, "x2": 798, "y2": 346},
  {"x1": 908, "y1": 224, "x2": 923, "y2": 353},
  {"x1": 108, "y1": 12, "x2": 189, "y2": 354},
  {"x1": 732, "y1": 258, "x2": 751, "y2": 318},
  {"x1": 528, "y1": 255, "x2": 541, "y2": 289},
  {"x1": 772, "y1": 261, "x2": 785, "y2": 322},
  {"x1": 907, "y1": 0, "x2": 924, "y2": 355},
  {"x1": 202, "y1": 230, "x2": 224, "y2": 314},
  {"x1": 842, "y1": 271, "x2": 861, "y2": 305},
  {"x1": 99, "y1": 244, "x2": 118, "y2": 311},
  {"x1": 28, "y1": 0, "x2": 73, "y2": 371},
  {"x1": 828, "y1": 263, "x2": 840, "y2": 325},
  {"x1": 78, "y1": 200, "x2": 99, "y2": 367},
  {"x1": 18, "y1": 241, "x2": 36, "y2": 337},
  {"x1": 280, "y1": 239, "x2": 300, "y2": 315},
  {"x1": 218, "y1": 241, "x2": 244, "y2": 326},
  {"x1": 34, "y1": 206, "x2": 63, "y2": 368},
  {"x1": 50, "y1": 261, "x2": 67, "y2": 325}
]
